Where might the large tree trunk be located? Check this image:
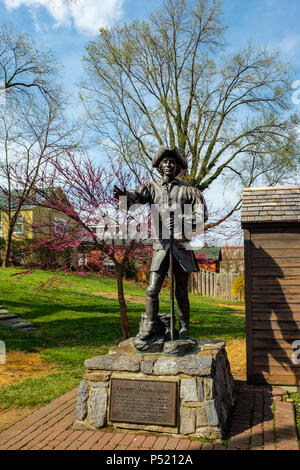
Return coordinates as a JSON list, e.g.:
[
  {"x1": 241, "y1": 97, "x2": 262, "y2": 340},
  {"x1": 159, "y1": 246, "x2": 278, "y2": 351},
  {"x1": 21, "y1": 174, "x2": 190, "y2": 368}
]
[
  {"x1": 116, "y1": 266, "x2": 131, "y2": 339},
  {"x1": 1, "y1": 225, "x2": 13, "y2": 268}
]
